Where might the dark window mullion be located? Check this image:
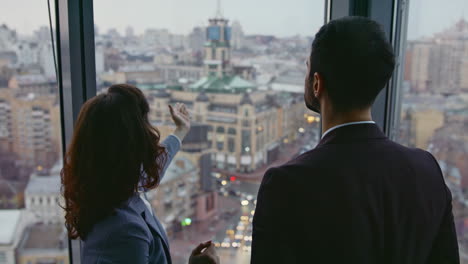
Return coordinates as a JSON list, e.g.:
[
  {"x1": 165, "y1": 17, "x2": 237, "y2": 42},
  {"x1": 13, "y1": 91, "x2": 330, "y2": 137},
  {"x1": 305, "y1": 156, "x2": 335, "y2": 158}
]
[{"x1": 56, "y1": 0, "x2": 96, "y2": 263}]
